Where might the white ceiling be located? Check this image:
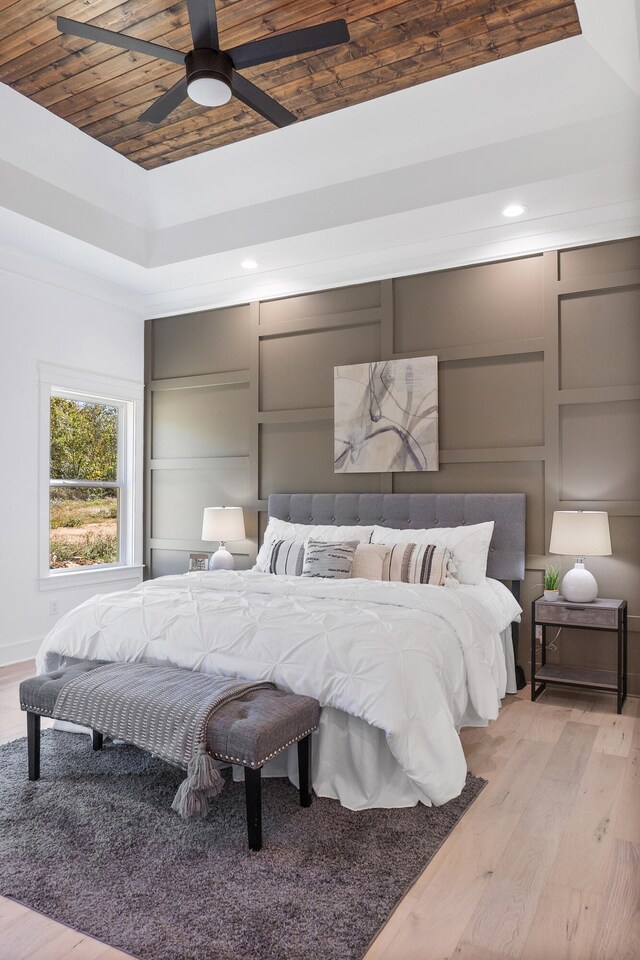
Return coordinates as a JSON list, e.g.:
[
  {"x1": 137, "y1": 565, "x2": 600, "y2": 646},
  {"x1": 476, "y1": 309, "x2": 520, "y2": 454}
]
[{"x1": 0, "y1": 0, "x2": 638, "y2": 319}]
